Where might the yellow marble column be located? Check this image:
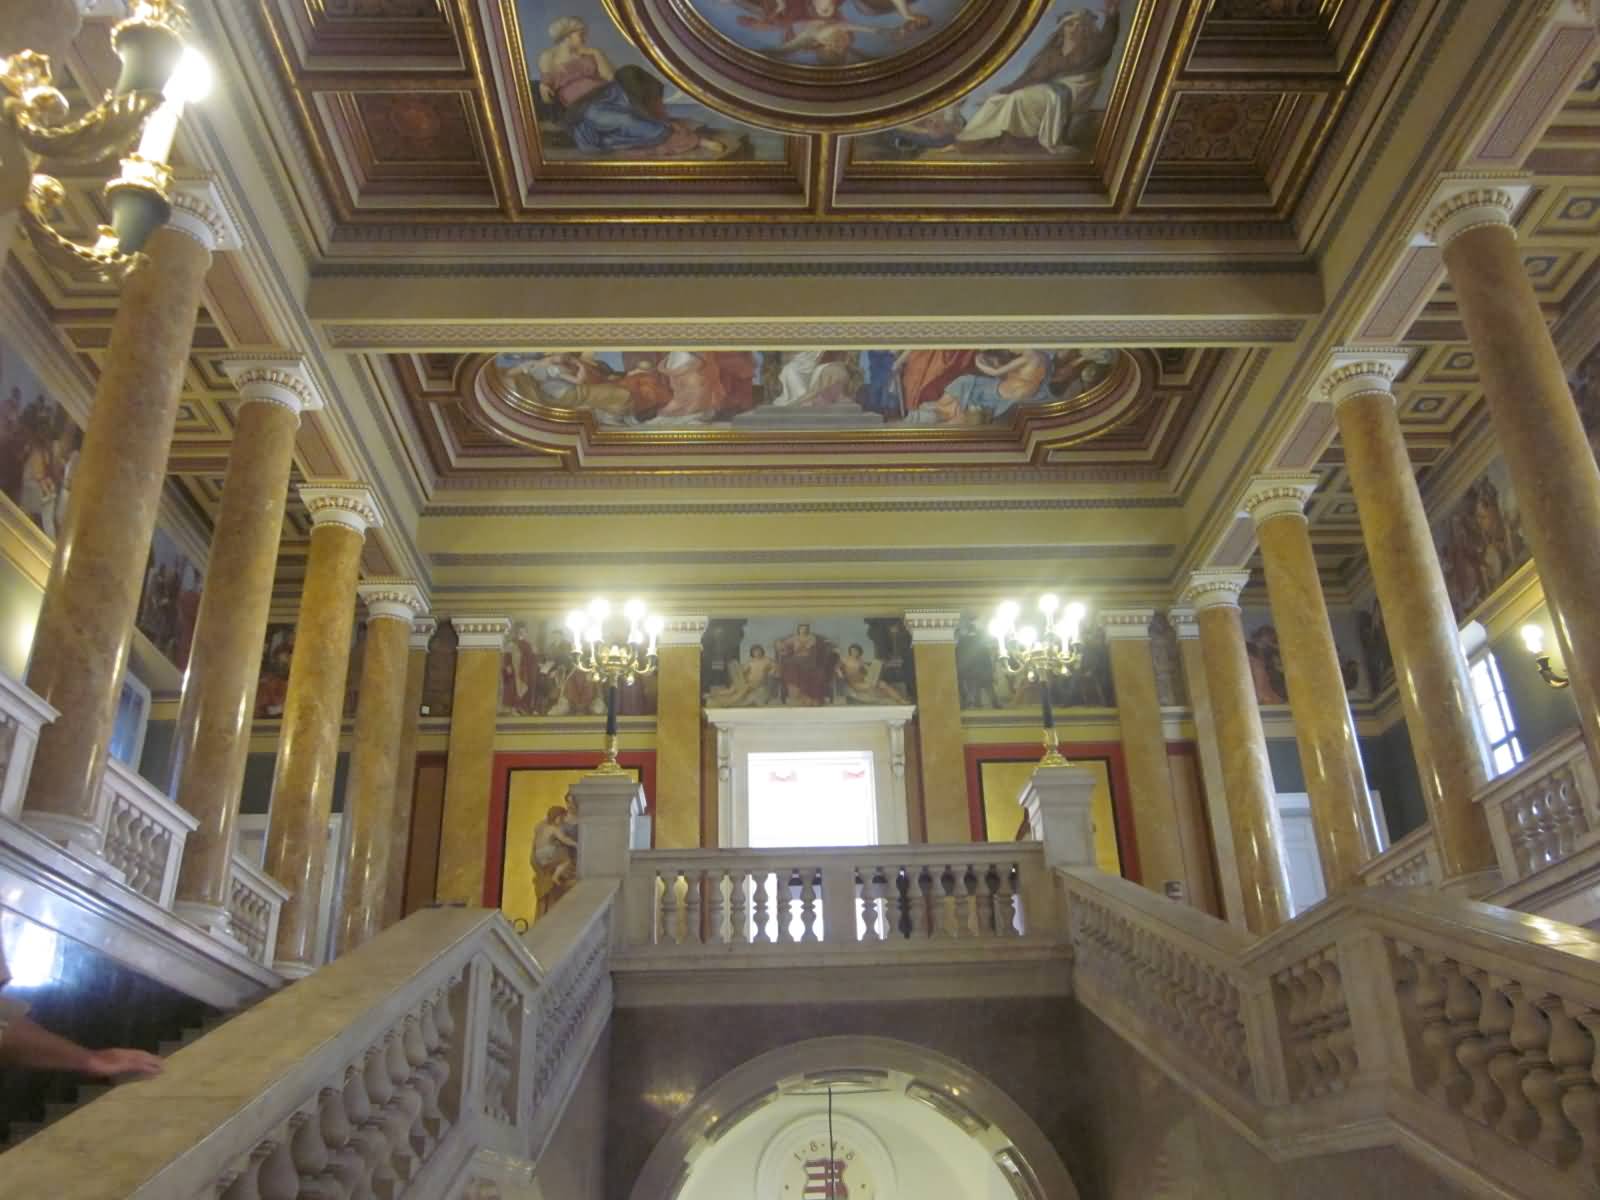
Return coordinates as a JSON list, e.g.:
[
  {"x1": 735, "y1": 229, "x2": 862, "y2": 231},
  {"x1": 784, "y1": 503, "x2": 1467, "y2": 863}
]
[
  {"x1": 264, "y1": 484, "x2": 380, "y2": 976},
  {"x1": 336, "y1": 581, "x2": 428, "y2": 954},
  {"x1": 906, "y1": 611, "x2": 970, "y2": 844},
  {"x1": 1182, "y1": 571, "x2": 1292, "y2": 934},
  {"x1": 171, "y1": 360, "x2": 317, "y2": 940},
  {"x1": 383, "y1": 616, "x2": 434, "y2": 928},
  {"x1": 435, "y1": 617, "x2": 509, "y2": 906},
  {"x1": 1102, "y1": 609, "x2": 1205, "y2": 905},
  {"x1": 1243, "y1": 473, "x2": 1382, "y2": 895},
  {"x1": 21, "y1": 181, "x2": 238, "y2": 855},
  {"x1": 1324, "y1": 355, "x2": 1496, "y2": 880},
  {"x1": 1172, "y1": 608, "x2": 1249, "y2": 929},
  {"x1": 1425, "y1": 185, "x2": 1600, "y2": 781},
  {"x1": 655, "y1": 616, "x2": 707, "y2": 848}
]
